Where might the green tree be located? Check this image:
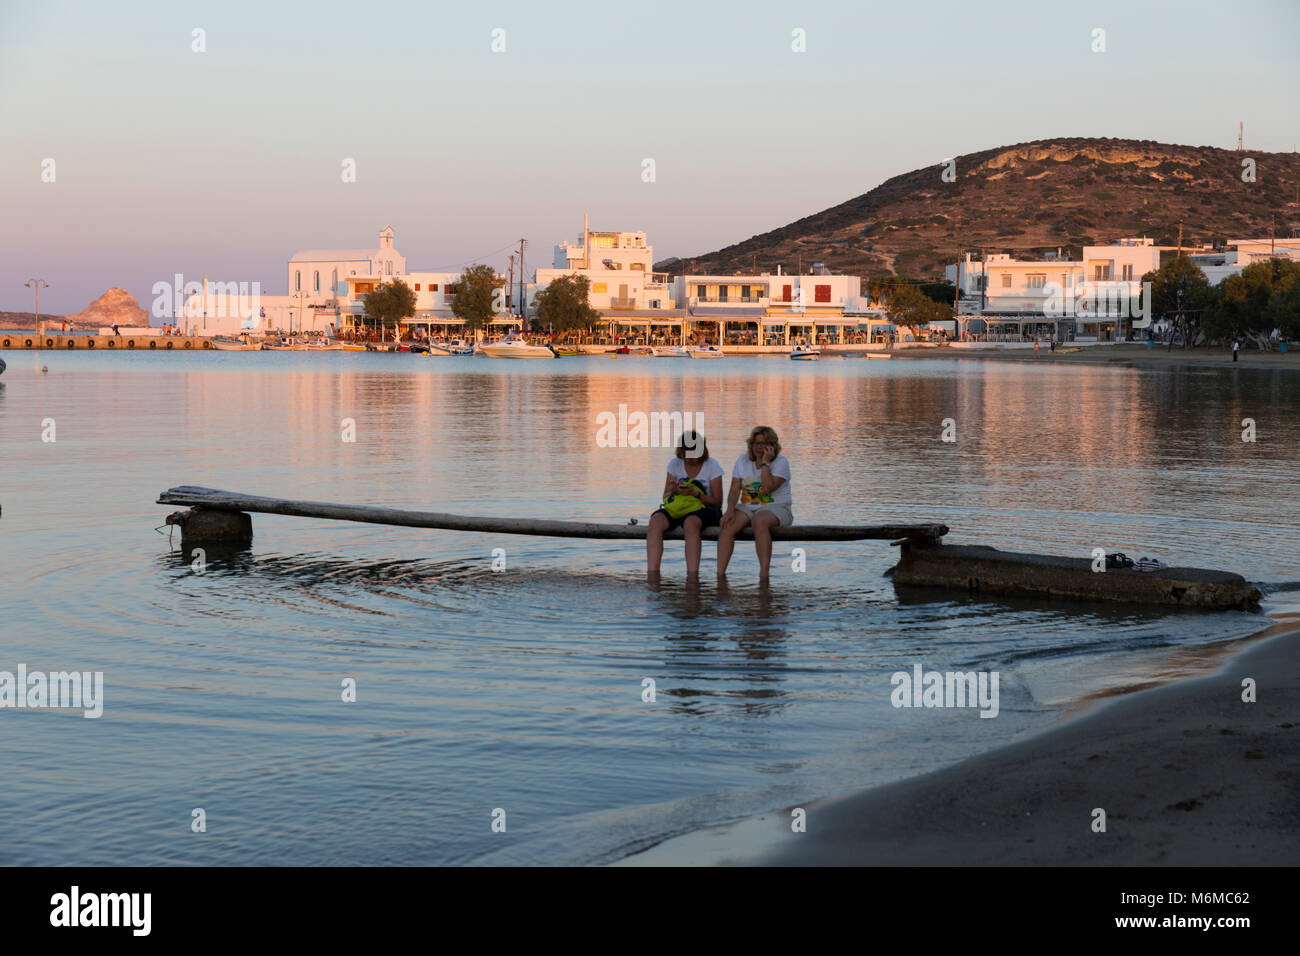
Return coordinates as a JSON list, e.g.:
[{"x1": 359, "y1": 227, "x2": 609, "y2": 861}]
[
  {"x1": 1264, "y1": 272, "x2": 1300, "y2": 341},
  {"x1": 885, "y1": 283, "x2": 953, "y2": 336},
  {"x1": 1209, "y1": 259, "x2": 1300, "y2": 349},
  {"x1": 1143, "y1": 257, "x2": 1212, "y2": 349},
  {"x1": 534, "y1": 274, "x2": 600, "y2": 334},
  {"x1": 451, "y1": 264, "x2": 502, "y2": 334},
  {"x1": 362, "y1": 278, "x2": 417, "y2": 335}
]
